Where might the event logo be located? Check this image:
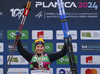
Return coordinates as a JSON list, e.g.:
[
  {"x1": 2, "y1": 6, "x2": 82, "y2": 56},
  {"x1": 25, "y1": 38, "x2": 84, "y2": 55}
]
[
  {"x1": 7, "y1": 55, "x2": 28, "y2": 65},
  {"x1": 32, "y1": 43, "x2": 53, "y2": 52},
  {"x1": 81, "y1": 43, "x2": 100, "y2": 52},
  {"x1": 81, "y1": 68, "x2": 99, "y2": 74},
  {"x1": 57, "y1": 44, "x2": 63, "y2": 49},
  {"x1": 37, "y1": 31, "x2": 44, "y2": 38},
  {"x1": 10, "y1": 8, "x2": 24, "y2": 19},
  {"x1": 8, "y1": 57, "x2": 18, "y2": 62},
  {"x1": 7, "y1": 68, "x2": 29, "y2": 74},
  {"x1": 86, "y1": 56, "x2": 93, "y2": 63},
  {"x1": 32, "y1": 30, "x2": 53, "y2": 40},
  {"x1": 81, "y1": 30, "x2": 100, "y2": 40},
  {"x1": 44, "y1": 43, "x2": 53, "y2": 52},
  {"x1": 35, "y1": 1, "x2": 98, "y2": 10},
  {"x1": 85, "y1": 69, "x2": 97, "y2": 74},
  {"x1": 8, "y1": 43, "x2": 28, "y2": 51},
  {"x1": 7, "y1": 30, "x2": 28, "y2": 39},
  {"x1": 56, "y1": 30, "x2": 77, "y2": 40},
  {"x1": 35, "y1": 11, "x2": 43, "y2": 18},
  {"x1": 10, "y1": 32, "x2": 15, "y2": 37},
  {"x1": 81, "y1": 55, "x2": 100, "y2": 64},
  {"x1": 59, "y1": 69, "x2": 65, "y2": 74},
  {"x1": 82, "y1": 45, "x2": 87, "y2": 48},
  {"x1": 82, "y1": 32, "x2": 91, "y2": 37},
  {"x1": 32, "y1": 56, "x2": 48, "y2": 62},
  {"x1": 57, "y1": 68, "x2": 72, "y2": 74},
  {"x1": 57, "y1": 55, "x2": 77, "y2": 64},
  {"x1": 35, "y1": 2, "x2": 77, "y2": 8},
  {"x1": 0, "y1": 43, "x2": 4, "y2": 52},
  {"x1": 56, "y1": 43, "x2": 77, "y2": 52}
]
